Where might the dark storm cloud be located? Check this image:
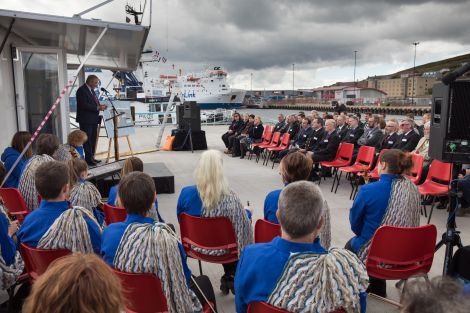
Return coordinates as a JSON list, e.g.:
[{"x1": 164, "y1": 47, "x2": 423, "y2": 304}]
[{"x1": 152, "y1": 0, "x2": 470, "y2": 74}]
